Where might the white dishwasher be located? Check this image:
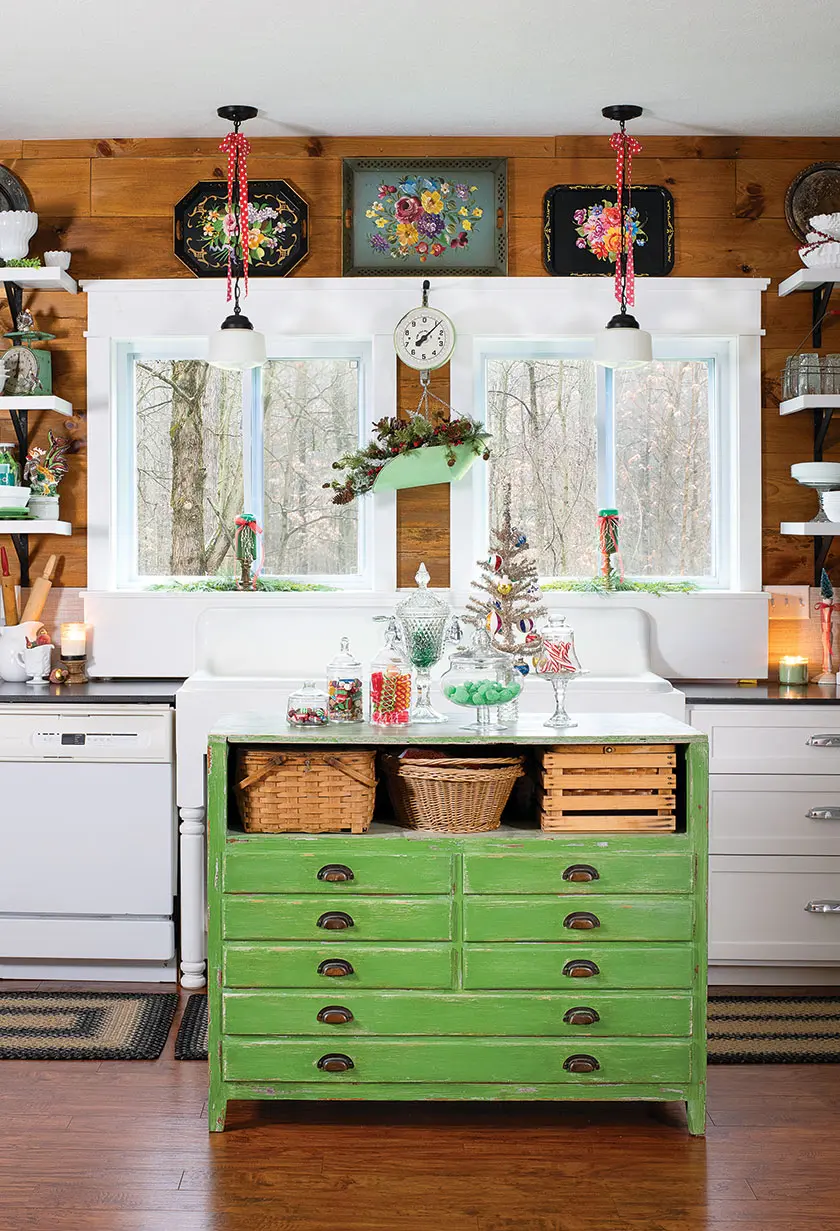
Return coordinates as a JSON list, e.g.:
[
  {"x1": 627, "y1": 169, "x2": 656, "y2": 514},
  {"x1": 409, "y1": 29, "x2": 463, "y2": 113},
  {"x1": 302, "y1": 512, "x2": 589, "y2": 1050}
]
[{"x1": 0, "y1": 706, "x2": 177, "y2": 982}]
